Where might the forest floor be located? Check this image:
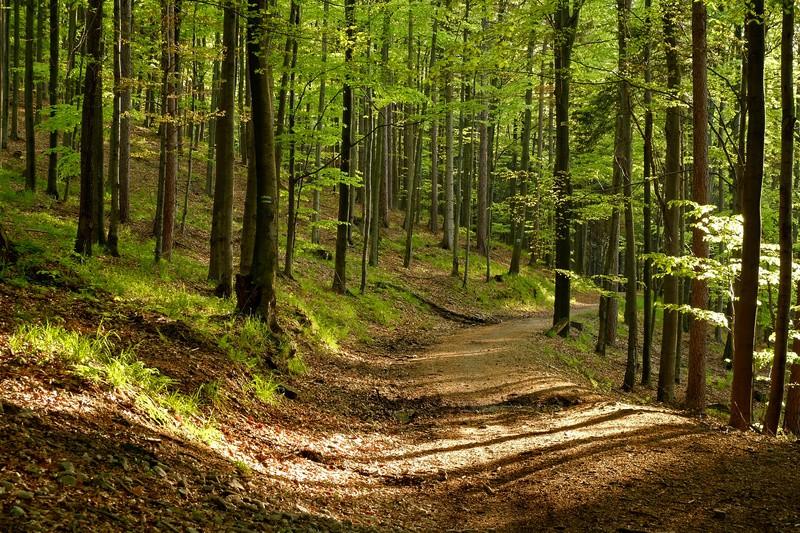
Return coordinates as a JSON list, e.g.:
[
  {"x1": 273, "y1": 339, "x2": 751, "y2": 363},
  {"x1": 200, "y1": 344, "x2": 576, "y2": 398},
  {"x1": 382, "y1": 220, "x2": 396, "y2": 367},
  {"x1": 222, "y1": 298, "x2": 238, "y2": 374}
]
[{"x1": 2, "y1": 288, "x2": 800, "y2": 532}]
